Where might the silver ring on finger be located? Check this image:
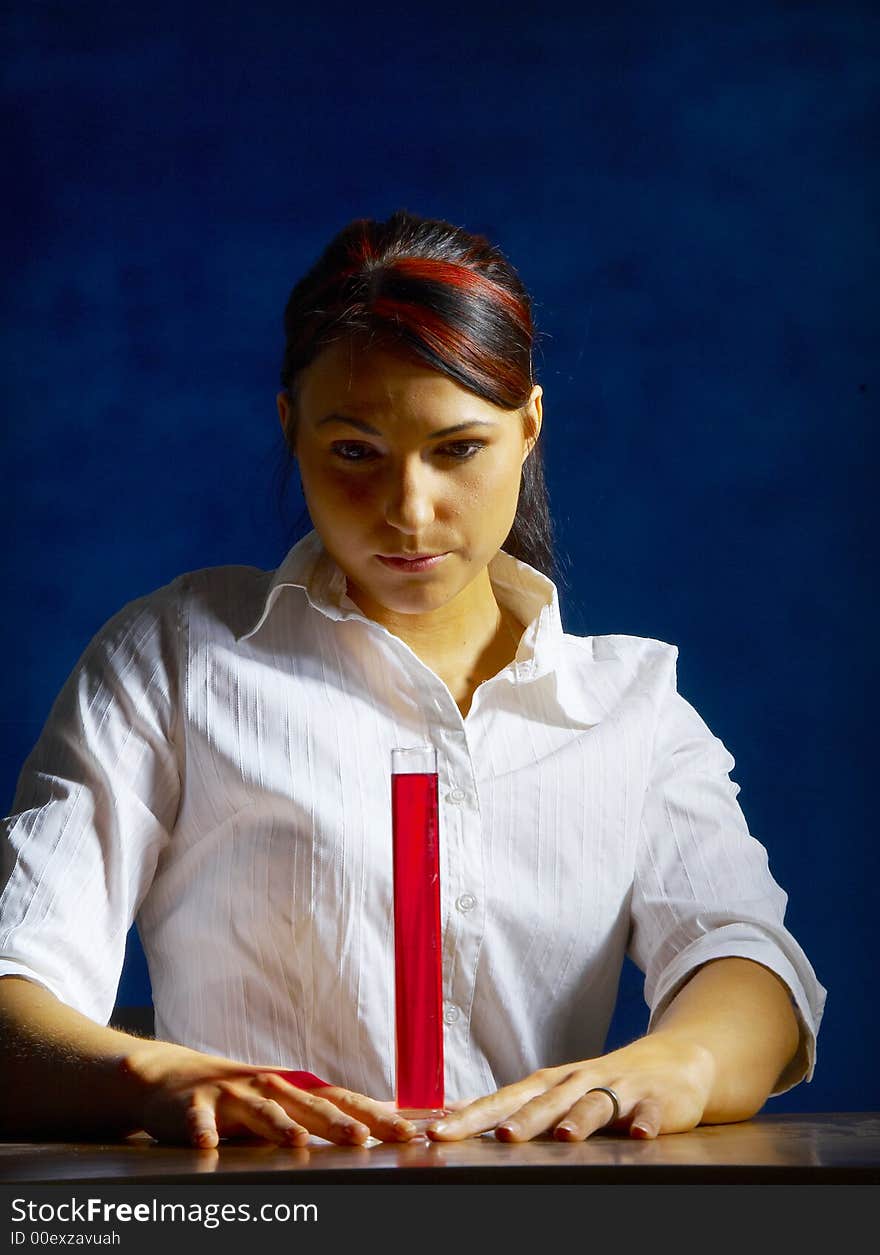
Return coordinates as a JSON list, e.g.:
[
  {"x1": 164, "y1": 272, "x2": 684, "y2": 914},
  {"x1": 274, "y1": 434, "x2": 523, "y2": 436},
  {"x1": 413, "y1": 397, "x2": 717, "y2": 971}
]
[{"x1": 586, "y1": 1086, "x2": 621, "y2": 1125}]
